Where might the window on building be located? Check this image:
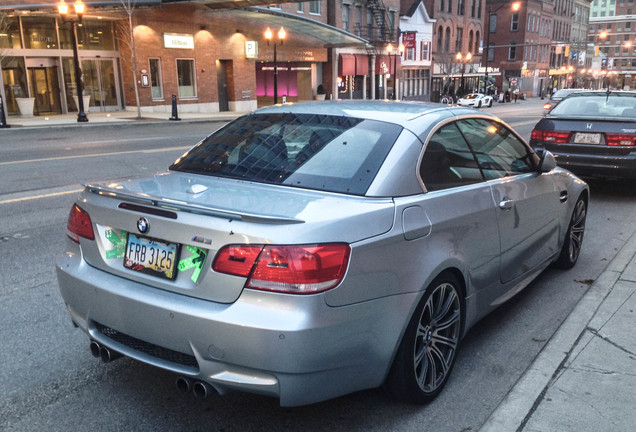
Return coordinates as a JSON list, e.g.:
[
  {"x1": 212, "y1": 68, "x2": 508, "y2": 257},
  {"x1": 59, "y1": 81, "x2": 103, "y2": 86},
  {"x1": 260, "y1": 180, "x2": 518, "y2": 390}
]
[
  {"x1": 471, "y1": 0, "x2": 476, "y2": 17},
  {"x1": 440, "y1": 0, "x2": 445, "y2": 12},
  {"x1": 447, "y1": 0, "x2": 452, "y2": 13},
  {"x1": 490, "y1": 14, "x2": 497, "y2": 33},
  {"x1": 458, "y1": 0, "x2": 465, "y2": 16},
  {"x1": 342, "y1": 4, "x2": 350, "y2": 32},
  {"x1": 75, "y1": 19, "x2": 116, "y2": 51},
  {"x1": 477, "y1": 0, "x2": 482, "y2": 17},
  {"x1": 367, "y1": 9, "x2": 373, "y2": 39},
  {"x1": 309, "y1": 1, "x2": 321, "y2": 15},
  {"x1": 149, "y1": 58, "x2": 163, "y2": 100},
  {"x1": 21, "y1": 16, "x2": 58, "y2": 49},
  {"x1": 389, "y1": 11, "x2": 395, "y2": 40},
  {"x1": 437, "y1": 26, "x2": 443, "y2": 51},
  {"x1": 268, "y1": 4, "x2": 281, "y2": 9},
  {"x1": 511, "y1": 13, "x2": 519, "y2": 31},
  {"x1": 0, "y1": 16, "x2": 21, "y2": 49},
  {"x1": 456, "y1": 28, "x2": 463, "y2": 52},
  {"x1": 468, "y1": 31, "x2": 474, "y2": 54},
  {"x1": 508, "y1": 42, "x2": 517, "y2": 60},
  {"x1": 406, "y1": 47, "x2": 415, "y2": 61},
  {"x1": 488, "y1": 43, "x2": 494, "y2": 61},
  {"x1": 421, "y1": 41, "x2": 430, "y2": 60},
  {"x1": 297, "y1": 2, "x2": 304, "y2": 13},
  {"x1": 177, "y1": 59, "x2": 196, "y2": 98},
  {"x1": 475, "y1": 31, "x2": 480, "y2": 53},
  {"x1": 355, "y1": 6, "x2": 362, "y2": 36},
  {"x1": 445, "y1": 27, "x2": 451, "y2": 51}
]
